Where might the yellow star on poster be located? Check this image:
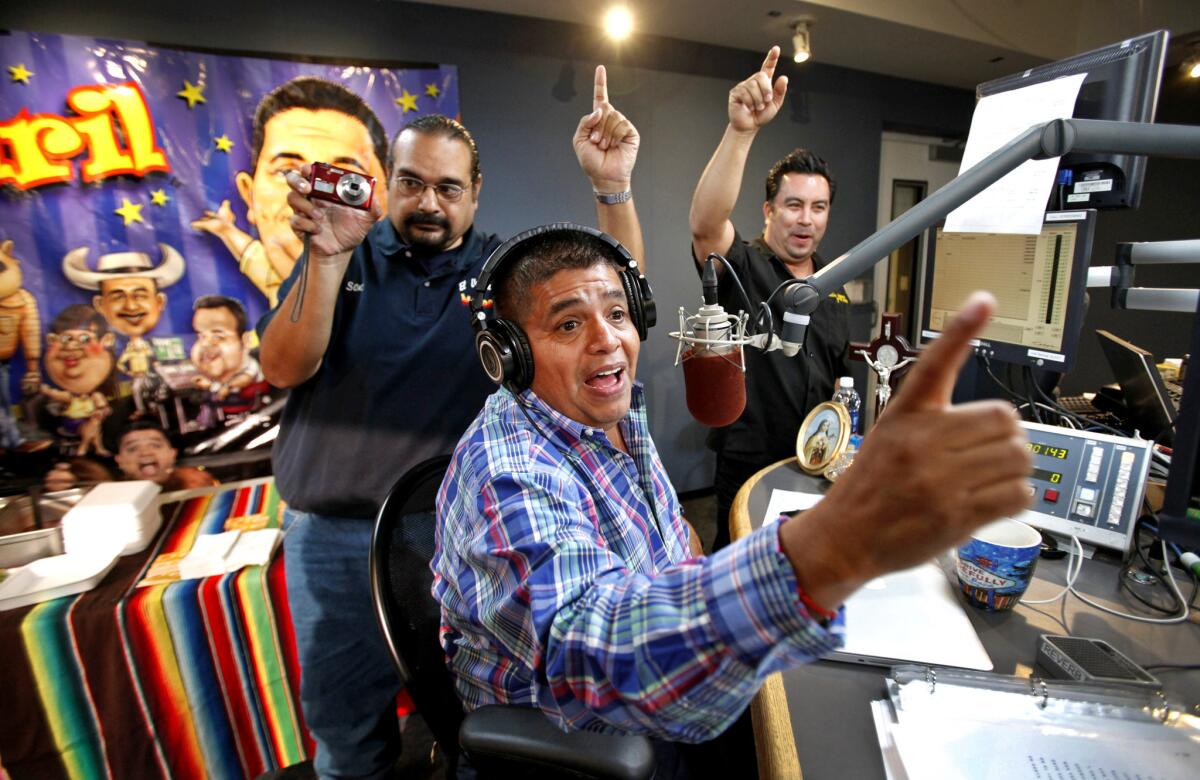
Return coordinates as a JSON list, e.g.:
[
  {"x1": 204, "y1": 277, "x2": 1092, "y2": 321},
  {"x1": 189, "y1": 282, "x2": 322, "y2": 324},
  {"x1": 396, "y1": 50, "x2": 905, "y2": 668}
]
[
  {"x1": 424, "y1": 83, "x2": 440, "y2": 98},
  {"x1": 114, "y1": 198, "x2": 145, "y2": 226},
  {"x1": 396, "y1": 90, "x2": 419, "y2": 113},
  {"x1": 8, "y1": 64, "x2": 34, "y2": 84},
  {"x1": 150, "y1": 189, "x2": 170, "y2": 206},
  {"x1": 176, "y1": 80, "x2": 206, "y2": 108},
  {"x1": 214, "y1": 134, "x2": 234, "y2": 152}
]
